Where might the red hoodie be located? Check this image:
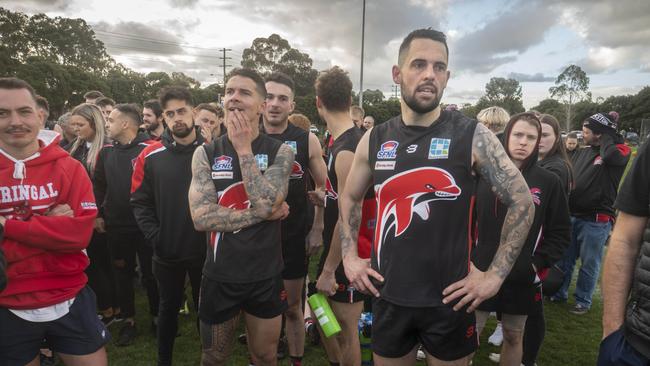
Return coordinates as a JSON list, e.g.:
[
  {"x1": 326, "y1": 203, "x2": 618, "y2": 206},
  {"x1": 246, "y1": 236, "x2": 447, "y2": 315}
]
[{"x1": 0, "y1": 130, "x2": 96, "y2": 309}]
